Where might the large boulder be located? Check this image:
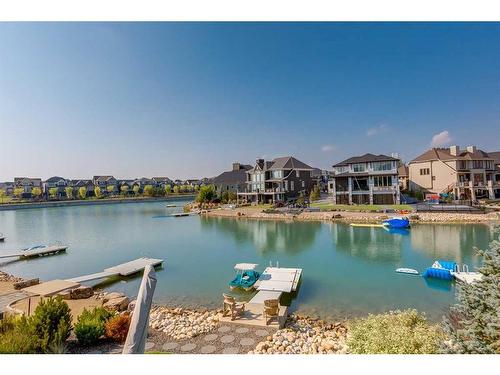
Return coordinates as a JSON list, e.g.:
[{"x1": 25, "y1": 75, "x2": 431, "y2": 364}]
[
  {"x1": 102, "y1": 292, "x2": 126, "y2": 303},
  {"x1": 104, "y1": 296, "x2": 130, "y2": 312},
  {"x1": 14, "y1": 278, "x2": 39, "y2": 290},
  {"x1": 70, "y1": 286, "x2": 94, "y2": 299}
]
